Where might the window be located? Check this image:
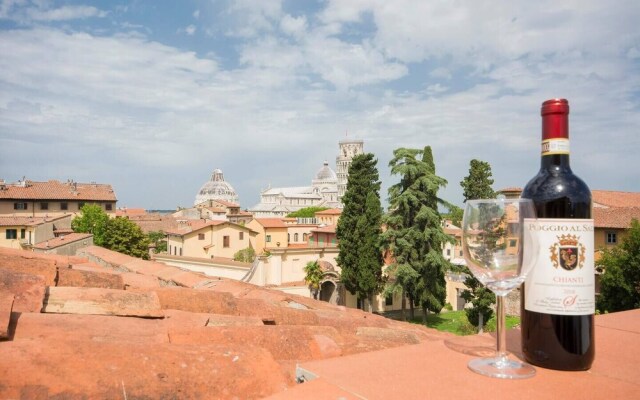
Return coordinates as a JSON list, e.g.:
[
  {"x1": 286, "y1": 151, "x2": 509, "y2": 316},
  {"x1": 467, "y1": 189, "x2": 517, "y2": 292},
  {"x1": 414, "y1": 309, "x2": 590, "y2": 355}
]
[
  {"x1": 78, "y1": 202, "x2": 85, "y2": 209},
  {"x1": 13, "y1": 202, "x2": 27, "y2": 210},
  {"x1": 266, "y1": 235, "x2": 271, "y2": 243},
  {"x1": 509, "y1": 239, "x2": 518, "y2": 248},
  {"x1": 5, "y1": 229, "x2": 17, "y2": 239},
  {"x1": 288, "y1": 233, "x2": 290, "y2": 242},
  {"x1": 40, "y1": 202, "x2": 49, "y2": 210},
  {"x1": 606, "y1": 232, "x2": 617, "y2": 244},
  {"x1": 223, "y1": 235, "x2": 230, "y2": 248},
  {"x1": 105, "y1": 203, "x2": 113, "y2": 211},
  {"x1": 198, "y1": 233, "x2": 205, "y2": 240},
  {"x1": 20, "y1": 229, "x2": 25, "y2": 239},
  {"x1": 385, "y1": 294, "x2": 393, "y2": 306},
  {"x1": 179, "y1": 248, "x2": 182, "y2": 256},
  {"x1": 294, "y1": 233, "x2": 299, "y2": 242},
  {"x1": 303, "y1": 233, "x2": 307, "y2": 242},
  {"x1": 239, "y1": 231, "x2": 244, "y2": 240},
  {"x1": 446, "y1": 249, "x2": 451, "y2": 256},
  {"x1": 60, "y1": 202, "x2": 68, "y2": 210}
]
